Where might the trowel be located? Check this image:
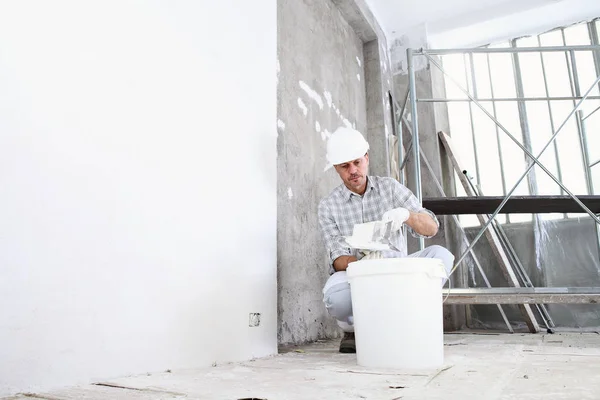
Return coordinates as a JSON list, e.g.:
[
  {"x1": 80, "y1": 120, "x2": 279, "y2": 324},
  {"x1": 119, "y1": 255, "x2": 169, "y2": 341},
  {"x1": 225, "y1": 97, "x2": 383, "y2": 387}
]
[
  {"x1": 370, "y1": 219, "x2": 394, "y2": 245},
  {"x1": 344, "y1": 220, "x2": 394, "y2": 251}
]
